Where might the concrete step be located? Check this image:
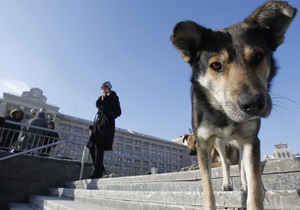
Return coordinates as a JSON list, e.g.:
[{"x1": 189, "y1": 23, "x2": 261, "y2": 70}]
[
  {"x1": 29, "y1": 195, "x2": 114, "y2": 210},
  {"x1": 10, "y1": 158, "x2": 300, "y2": 210},
  {"x1": 49, "y1": 188, "x2": 300, "y2": 209},
  {"x1": 30, "y1": 195, "x2": 200, "y2": 210},
  {"x1": 65, "y1": 172, "x2": 300, "y2": 192},
  {"x1": 66, "y1": 158, "x2": 300, "y2": 192},
  {"x1": 9, "y1": 203, "x2": 34, "y2": 210}
]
